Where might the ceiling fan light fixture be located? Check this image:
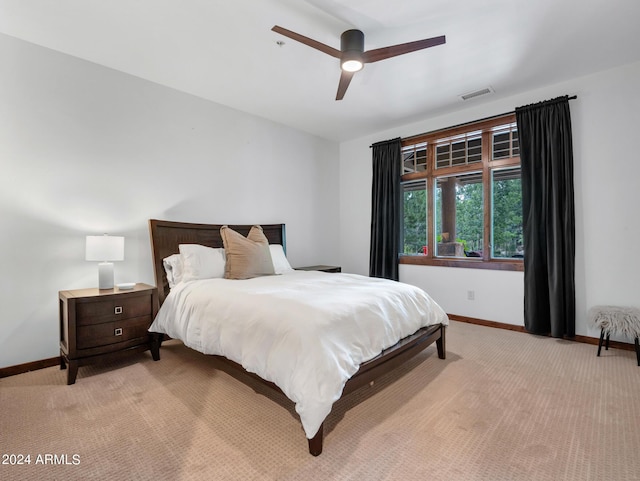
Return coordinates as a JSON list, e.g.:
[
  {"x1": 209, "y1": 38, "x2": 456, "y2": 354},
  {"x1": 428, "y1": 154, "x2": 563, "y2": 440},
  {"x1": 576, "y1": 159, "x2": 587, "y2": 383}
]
[
  {"x1": 341, "y1": 58, "x2": 363, "y2": 72},
  {"x1": 340, "y1": 29, "x2": 365, "y2": 72}
]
